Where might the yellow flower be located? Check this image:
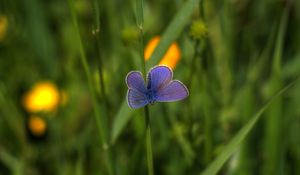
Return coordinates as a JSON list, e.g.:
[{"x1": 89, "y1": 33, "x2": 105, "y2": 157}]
[
  {"x1": 144, "y1": 36, "x2": 181, "y2": 69},
  {"x1": 0, "y1": 15, "x2": 8, "y2": 41},
  {"x1": 189, "y1": 20, "x2": 207, "y2": 40},
  {"x1": 28, "y1": 116, "x2": 47, "y2": 136},
  {"x1": 23, "y1": 81, "x2": 60, "y2": 113}
]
